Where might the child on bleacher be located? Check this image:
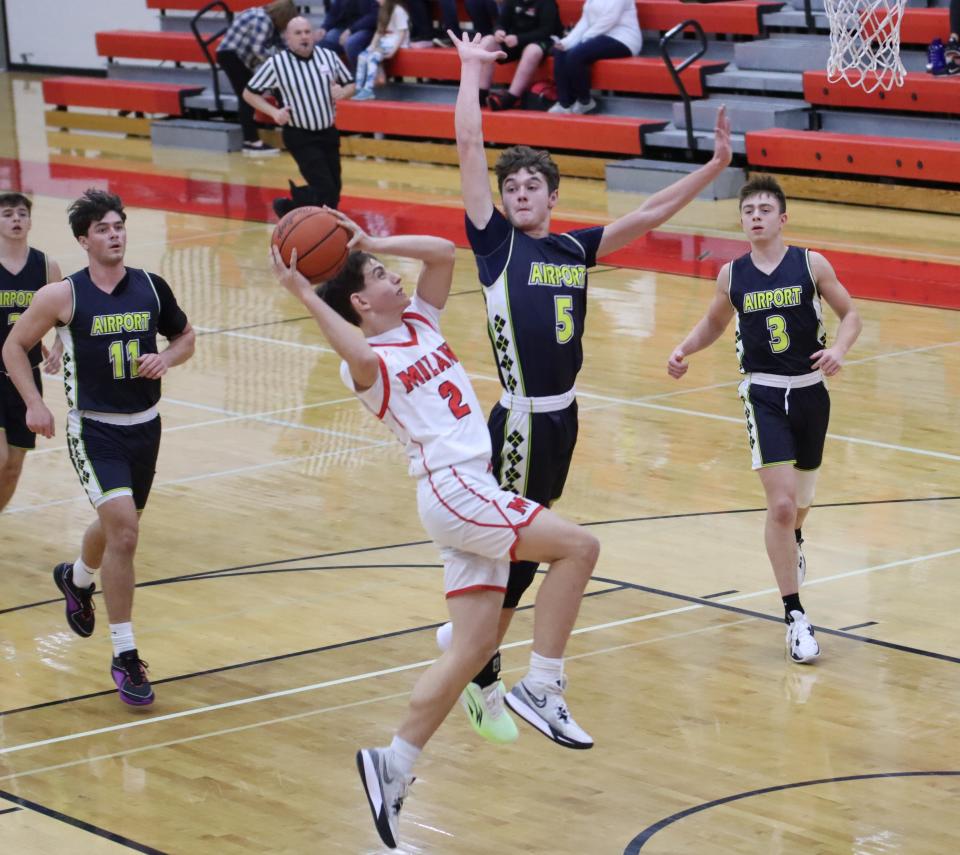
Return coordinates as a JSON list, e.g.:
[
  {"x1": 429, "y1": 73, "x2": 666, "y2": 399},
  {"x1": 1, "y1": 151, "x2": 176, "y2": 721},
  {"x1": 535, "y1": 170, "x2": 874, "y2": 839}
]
[
  {"x1": 548, "y1": 0, "x2": 642, "y2": 114},
  {"x1": 354, "y1": 0, "x2": 412, "y2": 99},
  {"x1": 316, "y1": 0, "x2": 381, "y2": 69},
  {"x1": 479, "y1": 0, "x2": 562, "y2": 110}
]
